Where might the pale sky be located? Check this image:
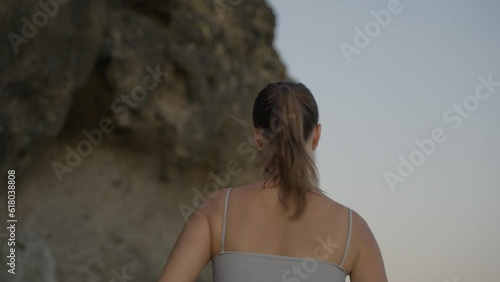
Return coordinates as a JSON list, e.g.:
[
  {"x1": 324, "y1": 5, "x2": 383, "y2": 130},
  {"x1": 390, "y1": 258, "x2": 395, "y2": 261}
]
[{"x1": 266, "y1": 0, "x2": 500, "y2": 281}]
